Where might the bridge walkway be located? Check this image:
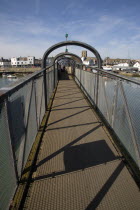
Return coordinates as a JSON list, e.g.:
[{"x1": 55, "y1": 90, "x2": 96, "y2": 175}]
[{"x1": 23, "y1": 73, "x2": 140, "y2": 209}]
